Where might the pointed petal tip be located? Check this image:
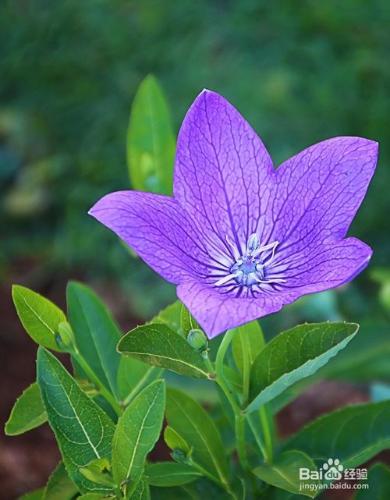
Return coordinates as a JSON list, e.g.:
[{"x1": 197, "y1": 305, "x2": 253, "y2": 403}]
[
  {"x1": 87, "y1": 197, "x2": 104, "y2": 220},
  {"x1": 87, "y1": 191, "x2": 129, "y2": 219},
  {"x1": 343, "y1": 136, "x2": 379, "y2": 157},
  {"x1": 353, "y1": 136, "x2": 380, "y2": 166},
  {"x1": 87, "y1": 192, "x2": 122, "y2": 225},
  {"x1": 369, "y1": 138, "x2": 379, "y2": 157},
  {"x1": 199, "y1": 87, "x2": 214, "y2": 95},
  {"x1": 355, "y1": 136, "x2": 379, "y2": 154},
  {"x1": 195, "y1": 88, "x2": 225, "y2": 104},
  {"x1": 336, "y1": 237, "x2": 373, "y2": 285}
]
